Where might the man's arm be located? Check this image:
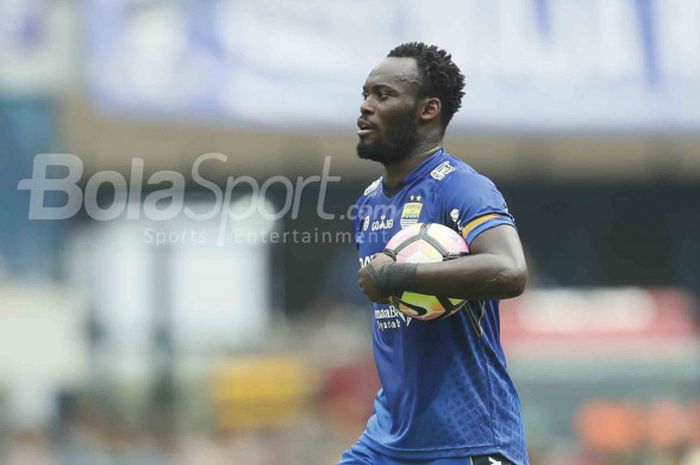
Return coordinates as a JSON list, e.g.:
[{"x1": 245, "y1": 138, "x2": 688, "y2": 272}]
[
  {"x1": 359, "y1": 225, "x2": 527, "y2": 303},
  {"x1": 414, "y1": 225, "x2": 527, "y2": 299}
]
